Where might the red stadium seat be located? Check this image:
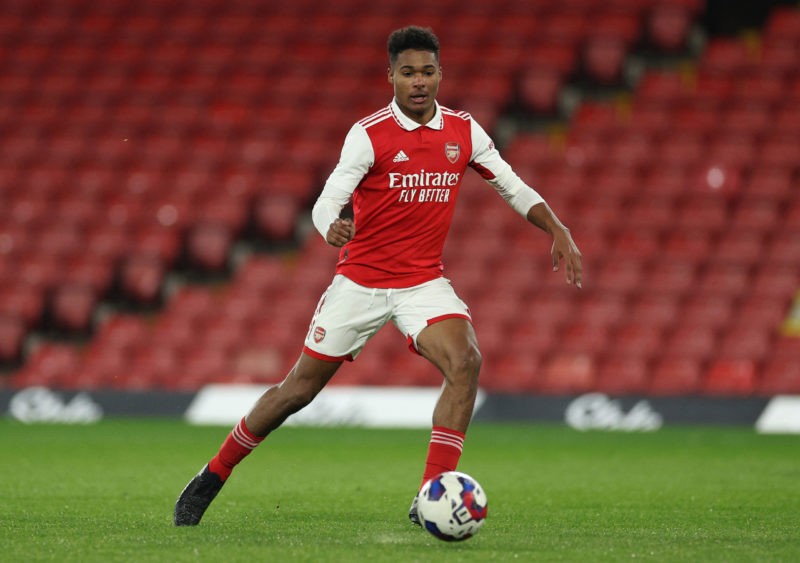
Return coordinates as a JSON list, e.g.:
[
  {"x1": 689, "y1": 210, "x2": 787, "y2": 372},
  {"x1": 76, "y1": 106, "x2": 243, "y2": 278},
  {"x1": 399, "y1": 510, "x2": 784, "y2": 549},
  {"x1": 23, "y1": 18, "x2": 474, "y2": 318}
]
[
  {"x1": 695, "y1": 263, "x2": 750, "y2": 298},
  {"x1": 10, "y1": 343, "x2": 80, "y2": 389},
  {"x1": 703, "y1": 359, "x2": 757, "y2": 396},
  {"x1": 764, "y1": 6, "x2": 800, "y2": 42},
  {"x1": 664, "y1": 325, "x2": 717, "y2": 362},
  {"x1": 700, "y1": 38, "x2": 750, "y2": 75},
  {"x1": 518, "y1": 67, "x2": 564, "y2": 116},
  {"x1": 675, "y1": 195, "x2": 729, "y2": 234},
  {"x1": 647, "y1": 4, "x2": 693, "y2": 53},
  {"x1": 714, "y1": 230, "x2": 764, "y2": 266},
  {"x1": 609, "y1": 322, "x2": 663, "y2": 361},
  {"x1": 582, "y1": 37, "x2": 628, "y2": 86},
  {"x1": 758, "y1": 133, "x2": 800, "y2": 168},
  {"x1": 539, "y1": 353, "x2": 596, "y2": 394},
  {"x1": 50, "y1": 283, "x2": 97, "y2": 334},
  {"x1": 0, "y1": 314, "x2": 26, "y2": 365},
  {"x1": 119, "y1": 253, "x2": 166, "y2": 305},
  {"x1": 750, "y1": 269, "x2": 800, "y2": 304},
  {"x1": 648, "y1": 358, "x2": 702, "y2": 396},
  {"x1": 0, "y1": 283, "x2": 45, "y2": 328},
  {"x1": 593, "y1": 261, "x2": 645, "y2": 295},
  {"x1": 728, "y1": 200, "x2": 780, "y2": 233},
  {"x1": 717, "y1": 326, "x2": 773, "y2": 363},
  {"x1": 765, "y1": 228, "x2": 800, "y2": 267},
  {"x1": 743, "y1": 166, "x2": 794, "y2": 203},
  {"x1": 636, "y1": 70, "x2": 686, "y2": 105},
  {"x1": 253, "y1": 194, "x2": 303, "y2": 242},
  {"x1": 758, "y1": 359, "x2": 800, "y2": 395},
  {"x1": 595, "y1": 356, "x2": 649, "y2": 395},
  {"x1": 186, "y1": 223, "x2": 233, "y2": 273},
  {"x1": 645, "y1": 260, "x2": 697, "y2": 296},
  {"x1": 736, "y1": 295, "x2": 791, "y2": 330},
  {"x1": 482, "y1": 353, "x2": 542, "y2": 393},
  {"x1": 680, "y1": 295, "x2": 735, "y2": 330}
]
